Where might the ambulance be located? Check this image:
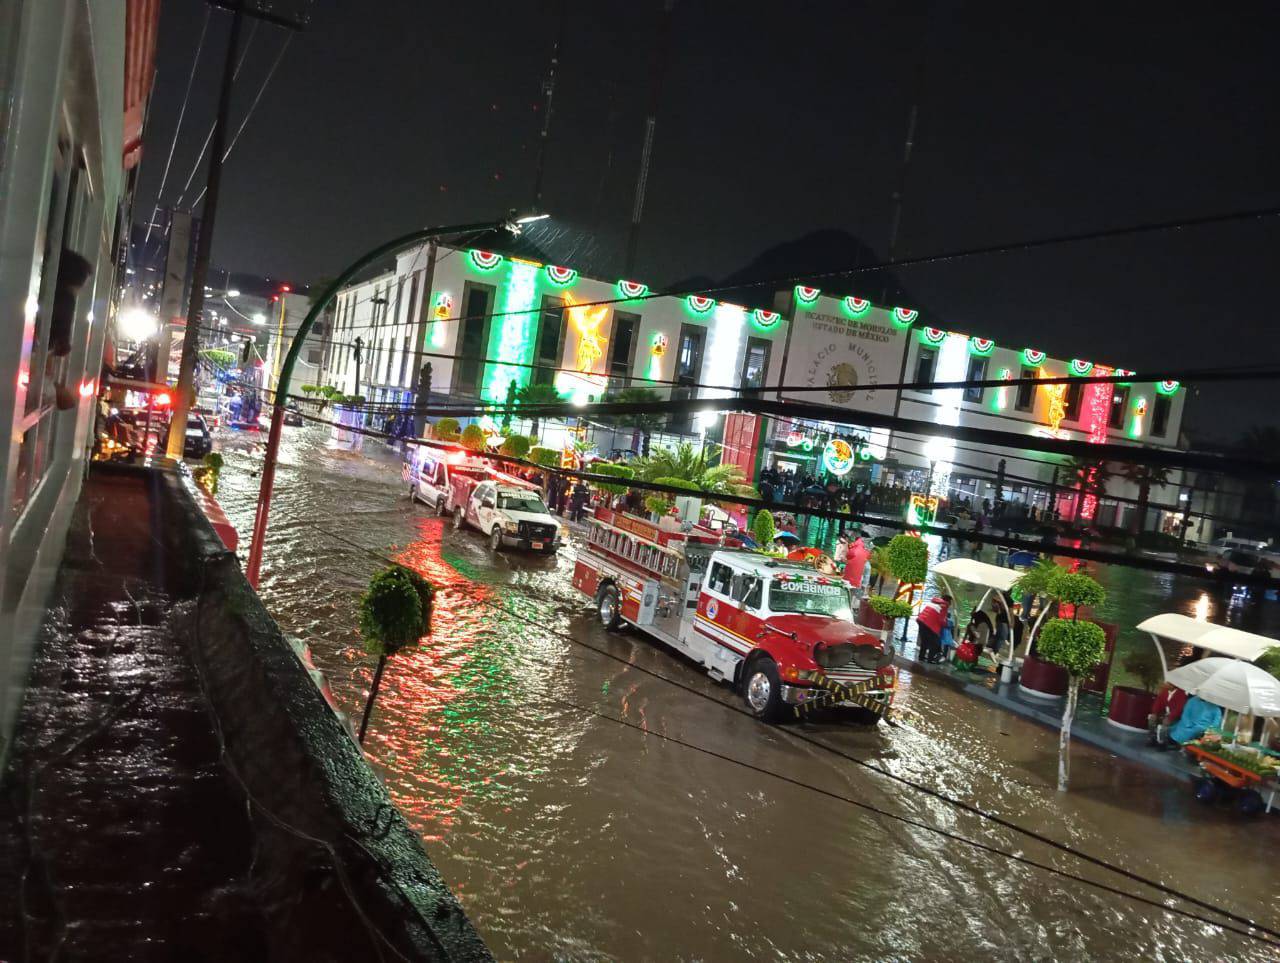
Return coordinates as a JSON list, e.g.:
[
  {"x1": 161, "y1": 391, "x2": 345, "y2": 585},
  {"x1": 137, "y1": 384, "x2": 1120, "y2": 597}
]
[{"x1": 572, "y1": 508, "x2": 897, "y2": 722}]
